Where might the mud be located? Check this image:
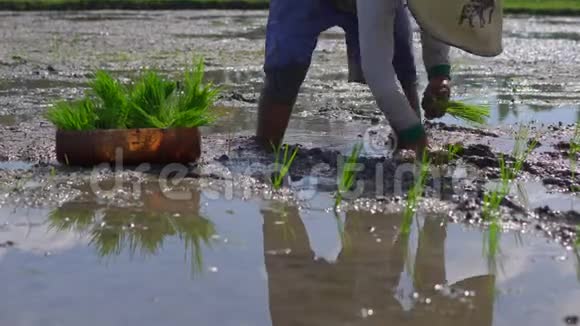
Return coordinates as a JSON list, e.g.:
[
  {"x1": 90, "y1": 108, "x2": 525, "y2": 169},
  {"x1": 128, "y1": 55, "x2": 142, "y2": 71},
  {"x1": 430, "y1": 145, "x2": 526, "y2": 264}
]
[{"x1": 0, "y1": 10, "x2": 580, "y2": 326}]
